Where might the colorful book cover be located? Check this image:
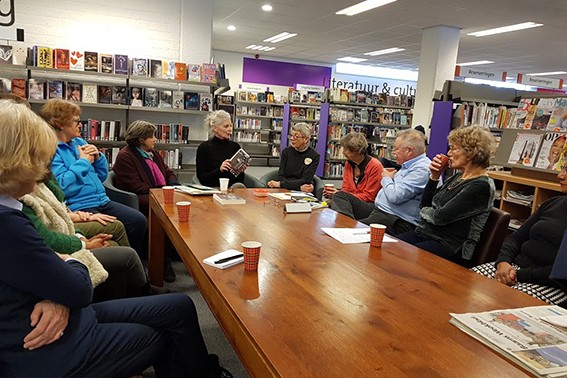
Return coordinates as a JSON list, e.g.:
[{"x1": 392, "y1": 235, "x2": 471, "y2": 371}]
[
  {"x1": 53, "y1": 49, "x2": 69, "y2": 69},
  {"x1": 531, "y1": 98, "x2": 555, "y2": 130},
  {"x1": 131, "y1": 58, "x2": 148, "y2": 76},
  {"x1": 113, "y1": 54, "x2": 128, "y2": 75},
  {"x1": 172, "y1": 90, "x2": 184, "y2": 109},
  {"x1": 99, "y1": 54, "x2": 113, "y2": 74},
  {"x1": 111, "y1": 86, "x2": 127, "y2": 105},
  {"x1": 11, "y1": 42, "x2": 27, "y2": 65},
  {"x1": 84, "y1": 51, "x2": 98, "y2": 72},
  {"x1": 237, "y1": 90, "x2": 247, "y2": 102},
  {"x1": 200, "y1": 63, "x2": 217, "y2": 84},
  {"x1": 546, "y1": 98, "x2": 567, "y2": 132},
  {"x1": 200, "y1": 93, "x2": 212, "y2": 111},
  {"x1": 82, "y1": 83, "x2": 97, "y2": 103},
  {"x1": 162, "y1": 60, "x2": 175, "y2": 80},
  {"x1": 187, "y1": 64, "x2": 200, "y2": 82},
  {"x1": 98, "y1": 85, "x2": 112, "y2": 104},
  {"x1": 130, "y1": 87, "x2": 143, "y2": 106},
  {"x1": 0, "y1": 44, "x2": 13, "y2": 65},
  {"x1": 158, "y1": 90, "x2": 172, "y2": 108},
  {"x1": 28, "y1": 79, "x2": 45, "y2": 100},
  {"x1": 69, "y1": 51, "x2": 84, "y2": 71},
  {"x1": 174, "y1": 62, "x2": 187, "y2": 81},
  {"x1": 184, "y1": 92, "x2": 199, "y2": 110},
  {"x1": 507, "y1": 132, "x2": 543, "y2": 167},
  {"x1": 150, "y1": 59, "x2": 163, "y2": 78},
  {"x1": 534, "y1": 132, "x2": 566, "y2": 170},
  {"x1": 66, "y1": 82, "x2": 82, "y2": 102},
  {"x1": 144, "y1": 87, "x2": 158, "y2": 107},
  {"x1": 11, "y1": 78, "x2": 26, "y2": 98},
  {"x1": 36, "y1": 46, "x2": 53, "y2": 68},
  {"x1": 48, "y1": 81, "x2": 63, "y2": 99}
]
